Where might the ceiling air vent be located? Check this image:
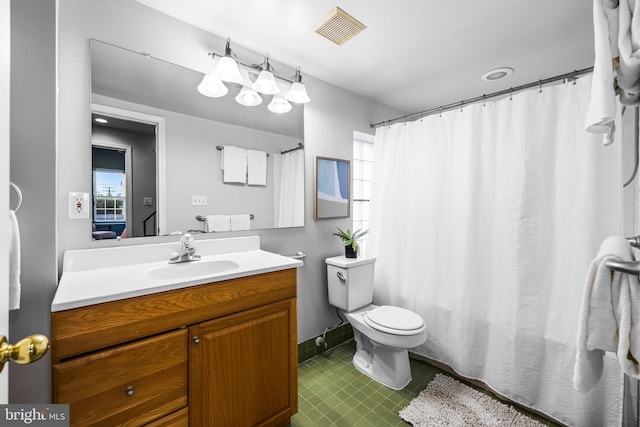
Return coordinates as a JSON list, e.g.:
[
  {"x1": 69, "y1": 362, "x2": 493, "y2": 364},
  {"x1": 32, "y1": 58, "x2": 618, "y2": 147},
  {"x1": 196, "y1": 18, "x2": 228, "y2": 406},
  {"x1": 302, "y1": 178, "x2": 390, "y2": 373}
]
[{"x1": 314, "y1": 7, "x2": 366, "y2": 46}]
